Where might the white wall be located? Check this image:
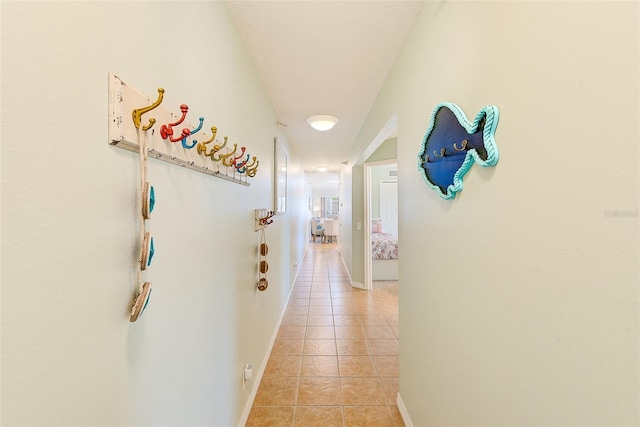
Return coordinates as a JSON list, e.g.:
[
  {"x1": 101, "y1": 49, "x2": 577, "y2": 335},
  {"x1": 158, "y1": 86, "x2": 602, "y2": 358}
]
[
  {"x1": 353, "y1": 1, "x2": 639, "y2": 425},
  {"x1": 1, "y1": 2, "x2": 307, "y2": 426}
]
